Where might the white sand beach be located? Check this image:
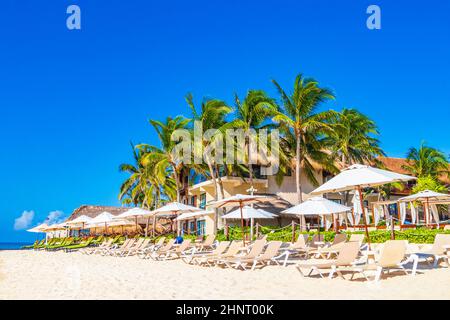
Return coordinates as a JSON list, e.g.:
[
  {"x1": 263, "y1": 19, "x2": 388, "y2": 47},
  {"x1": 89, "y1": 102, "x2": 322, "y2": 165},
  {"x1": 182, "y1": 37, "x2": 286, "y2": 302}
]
[{"x1": 0, "y1": 250, "x2": 449, "y2": 300}]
